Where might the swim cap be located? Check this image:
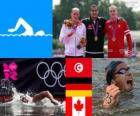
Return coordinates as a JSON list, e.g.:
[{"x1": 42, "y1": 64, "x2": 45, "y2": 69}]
[{"x1": 105, "y1": 61, "x2": 123, "y2": 85}]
